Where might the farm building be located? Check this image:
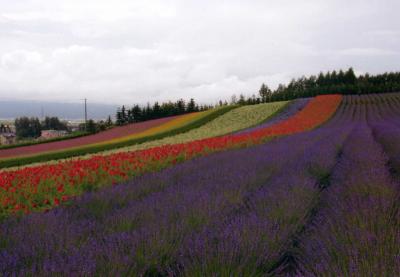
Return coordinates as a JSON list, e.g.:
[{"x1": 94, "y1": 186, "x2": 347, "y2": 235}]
[
  {"x1": 41, "y1": 130, "x2": 69, "y2": 139},
  {"x1": 0, "y1": 124, "x2": 16, "y2": 145},
  {"x1": 0, "y1": 133, "x2": 16, "y2": 145}
]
